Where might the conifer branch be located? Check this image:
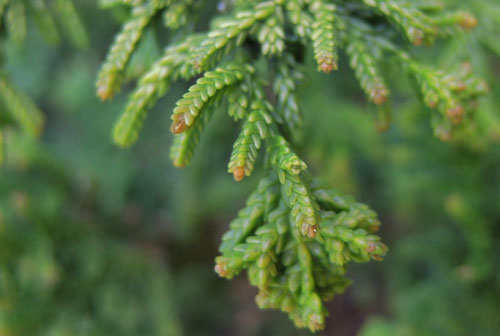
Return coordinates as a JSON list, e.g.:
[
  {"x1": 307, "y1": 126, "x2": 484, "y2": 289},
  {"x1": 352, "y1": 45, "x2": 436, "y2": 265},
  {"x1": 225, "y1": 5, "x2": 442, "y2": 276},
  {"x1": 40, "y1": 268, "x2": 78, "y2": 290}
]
[
  {"x1": 0, "y1": 74, "x2": 44, "y2": 138},
  {"x1": 97, "y1": 1, "x2": 169, "y2": 100},
  {"x1": 170, "y1": 105, "x2": 215, "y2": 168},
  {"x1": 227, "y1": 84, "x2": 250, "y2": 122},
  {"x1": 309, "y1": 0, "x2": 337, "y2": 72},
  {"x1": 273, "y1": 54, "x2": 304, "y2": 137},
  {"x1": 187, "y1": 1, "x2": 276, "y2": 72},
  {"x1": 361, "y1": 0, "x2": 438, "y2": 45},
  {"x1": 0, "y1": 0, "x2": 8, "y2": 23},
  {"x1": 96, "y1": 0, "x2": 489, "y2": 331},
  {"x1": 163, "y1": 0, "x2": 192, "y2": 30},
  {"x1": 170, "y1": 62, "x2": 253, "y2": 134},
  {"x1": 29, "y1": 0, "x2": 60, "y2": 44},
  {"x1": 217, "y1": 174, "x2": 280, "y2": 258},
  {"x1": 257, "y1": 6, "x2": 285, "y2": 56},
  {"x1": 392, "y1": 50, "x2": 487, "y2": 139},
  {"x1": 6, "y1": 1, "x2": 27, "y2": 43},
  {"x1": 53, "y1": 0, "x2": 89, "y2": 49},
  {"x1": 112, "y1": 39, "x2": 194, "y2": 147},
  {"x1": 228, "y1": 96, "x2": 272, "y2": 181},
  {"x1": 0, "y1": 0, "x2": 89, "y2": 167},
  {"x1": 285, "y1": 0, "x2": 313, "y2": 39},
  {"x1": 346, "y1": 20, "x2": 389, "y2": 105}
]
